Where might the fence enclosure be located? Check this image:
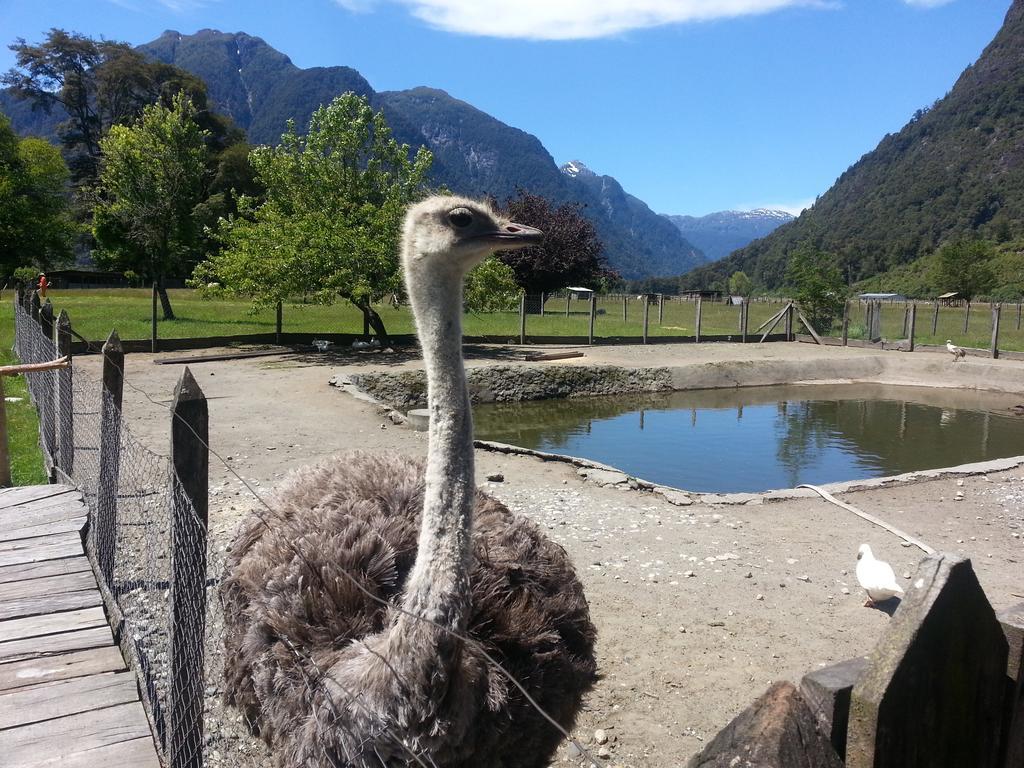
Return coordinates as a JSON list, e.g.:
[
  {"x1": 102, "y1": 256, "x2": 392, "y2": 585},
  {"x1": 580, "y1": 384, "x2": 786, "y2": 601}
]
[{"x1": 12, "y1": 288, "x2": 266, "y2": 768}]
